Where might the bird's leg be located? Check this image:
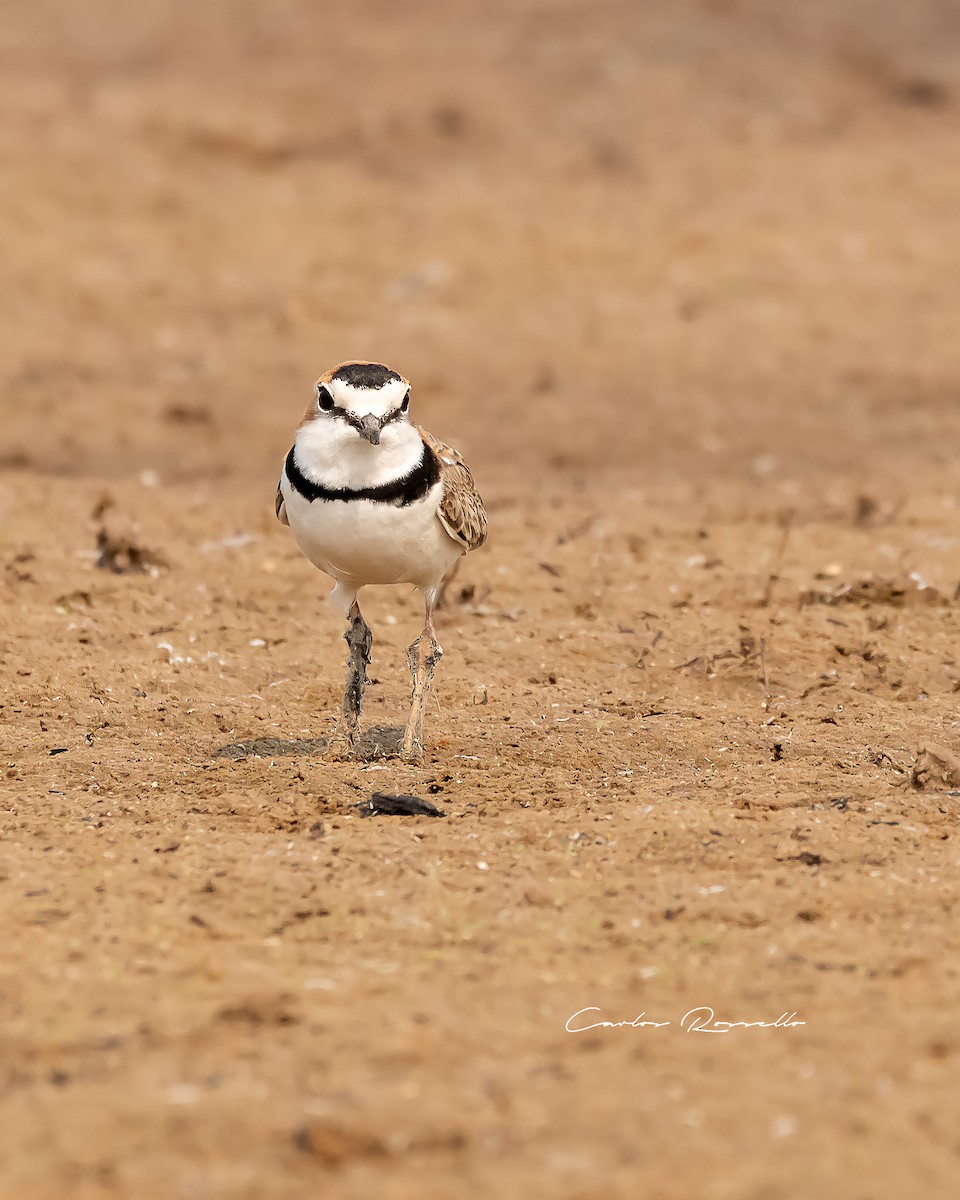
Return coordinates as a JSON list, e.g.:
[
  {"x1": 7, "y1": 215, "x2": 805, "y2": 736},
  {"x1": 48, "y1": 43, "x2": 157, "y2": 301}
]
[
  {"x1": 435, "y1": 558, "x2": 461, "y2": 610},
  {"x1": 338, "y1": 600, "x2": 372, "y2": 749},
  {"x1": 401, "y1": 595, "x2": 442, "y2": 762}
]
